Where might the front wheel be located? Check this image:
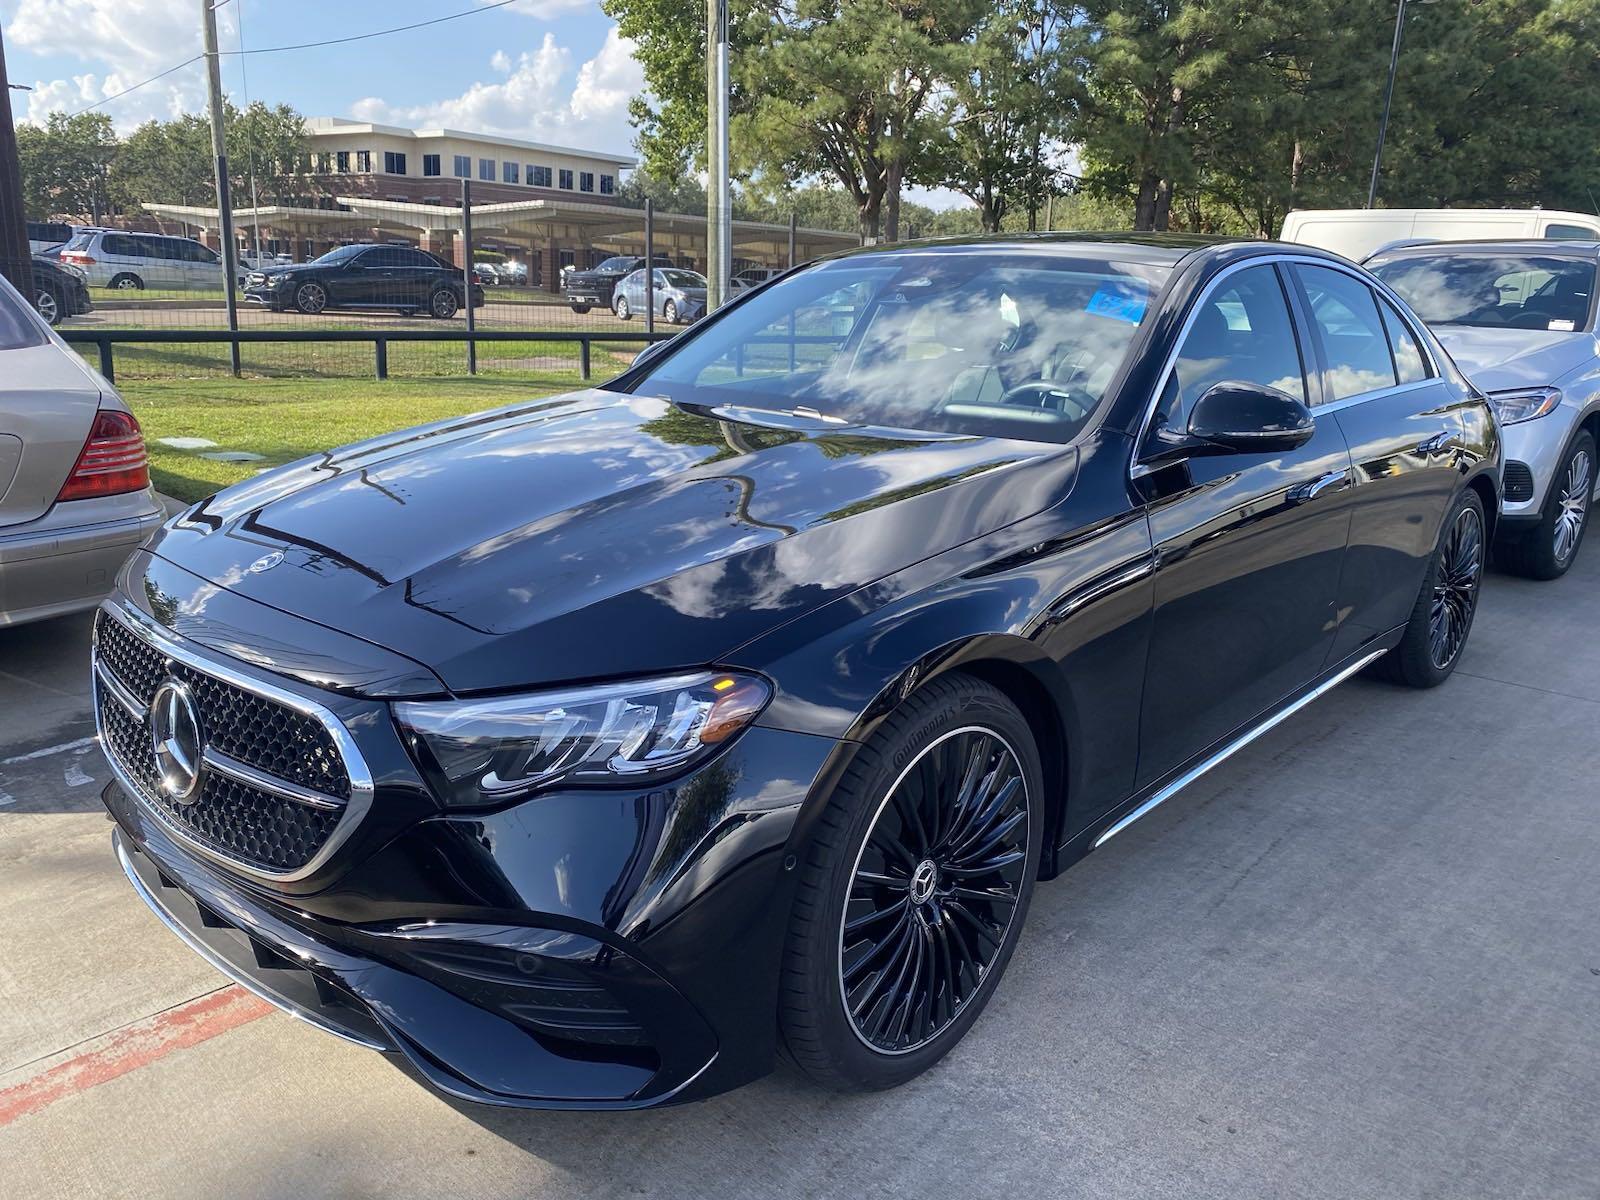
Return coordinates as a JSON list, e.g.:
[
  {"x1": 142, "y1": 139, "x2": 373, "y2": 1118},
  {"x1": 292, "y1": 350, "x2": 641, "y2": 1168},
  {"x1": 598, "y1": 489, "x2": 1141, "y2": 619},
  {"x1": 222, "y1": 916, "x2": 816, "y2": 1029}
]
[
  {"x1": 614, "y1": 294, "x2": 631, "y2": 321},
  {"x1": 663, "y1": 298, "x2": 678, "y2": 324},
  {"x1": 1497, "y1": 431, "x2": 1593, "y2": 580},
  {"x1": 1375, "y1": 489, "x2": 1486, "y2": 688},
  {"x1": 293, "y1": 282, "x2": 327, "y2": 314},
  {"x1": 779, "y1": 674, "x2": 1043, "y2": 1091},
  {"x1": 569, "y1": 303, "x2": 592, "y2": 315}
]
